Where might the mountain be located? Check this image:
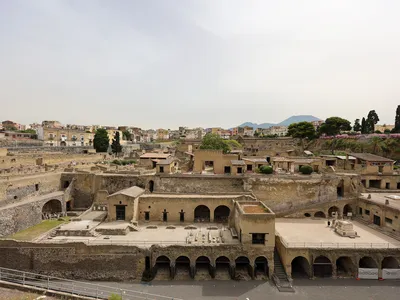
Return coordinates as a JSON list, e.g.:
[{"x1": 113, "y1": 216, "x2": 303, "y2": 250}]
[
  {"x1": 237, "y1": 115, "x2": 321, "y2": 129},
  {"x1": 238, "y1": 122, "x2": 275, "y2": 129},
  {"x1": 277, "y1": 115, "x2": 321, "y2": 126}
]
